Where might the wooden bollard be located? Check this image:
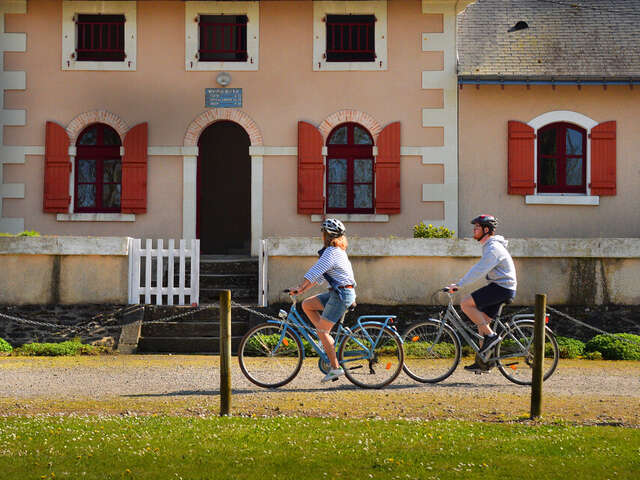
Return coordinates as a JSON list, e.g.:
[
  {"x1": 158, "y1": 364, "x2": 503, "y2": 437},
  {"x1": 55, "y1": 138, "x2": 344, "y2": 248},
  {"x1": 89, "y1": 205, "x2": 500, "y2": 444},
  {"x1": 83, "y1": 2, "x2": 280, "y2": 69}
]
[
  {"x1": 220, "y1": 290, "x2": 232, "y2": 416},
  {"x1": 530, "y1": 293, "x2": 546, "y2": 419}
]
